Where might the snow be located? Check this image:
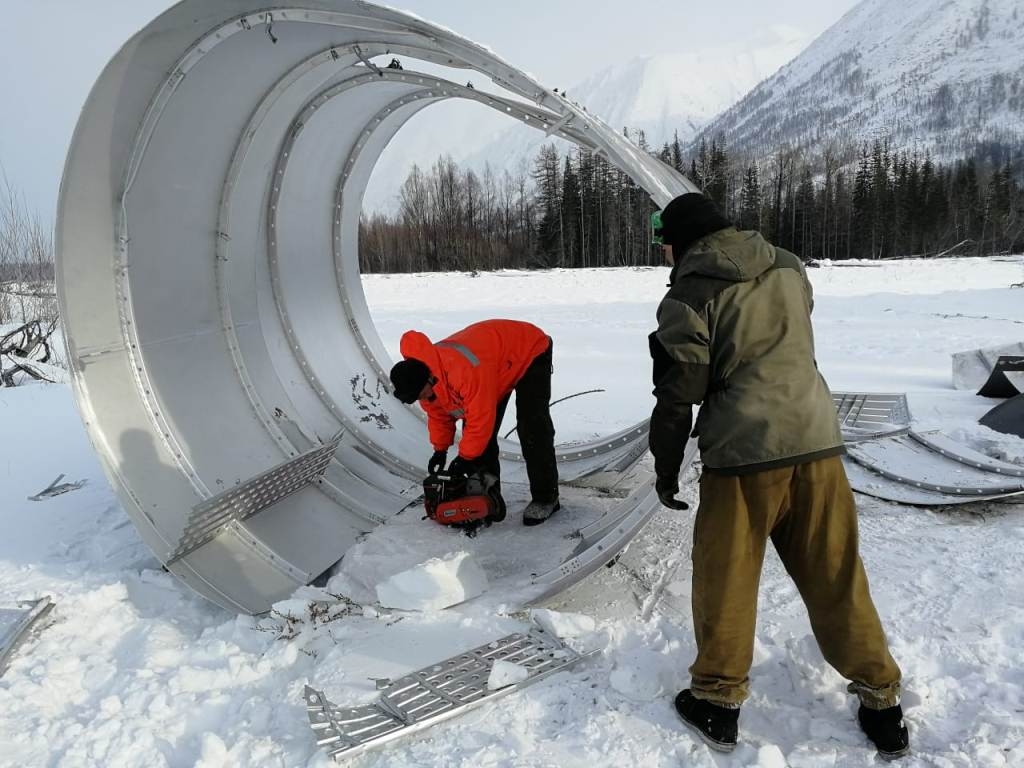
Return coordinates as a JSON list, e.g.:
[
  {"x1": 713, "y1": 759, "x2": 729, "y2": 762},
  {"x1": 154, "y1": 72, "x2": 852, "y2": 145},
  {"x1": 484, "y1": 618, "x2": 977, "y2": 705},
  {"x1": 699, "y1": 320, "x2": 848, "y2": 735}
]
[
  {"x1": 365, "y1": 256, "x2": 1024, "y2": 442},
  {"x1": 374, "y1": 551, "x2": 489, "y2": 612},
  {"x1": 323, "y1": 480, "x2": 608, "y2": 610},
  {"x1": 0, "y1": 256, "x2": 1023, "y2": 766},
  {"x1": 530, "y1": 608, "x2": 596, "y2": 638}
]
